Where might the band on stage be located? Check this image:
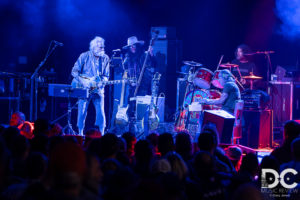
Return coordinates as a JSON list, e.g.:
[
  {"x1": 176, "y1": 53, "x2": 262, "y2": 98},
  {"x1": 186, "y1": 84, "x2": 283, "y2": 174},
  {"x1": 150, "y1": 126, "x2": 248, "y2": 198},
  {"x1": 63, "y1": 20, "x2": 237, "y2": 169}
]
[{"x1": 68, "y1": 35, "x2": 269, "y2": 141}]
